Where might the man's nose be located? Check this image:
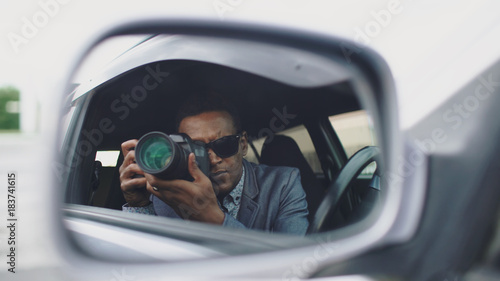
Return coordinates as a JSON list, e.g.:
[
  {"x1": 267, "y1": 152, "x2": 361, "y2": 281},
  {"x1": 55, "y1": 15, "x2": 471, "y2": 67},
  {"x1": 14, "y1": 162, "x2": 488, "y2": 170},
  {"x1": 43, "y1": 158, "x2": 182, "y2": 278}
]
[{"x1": 208, "y1": 148, "x2": 222, "y2": 166}]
